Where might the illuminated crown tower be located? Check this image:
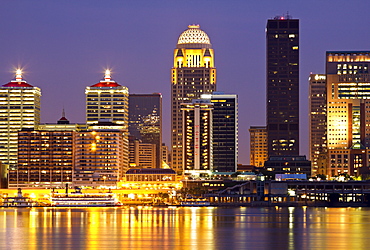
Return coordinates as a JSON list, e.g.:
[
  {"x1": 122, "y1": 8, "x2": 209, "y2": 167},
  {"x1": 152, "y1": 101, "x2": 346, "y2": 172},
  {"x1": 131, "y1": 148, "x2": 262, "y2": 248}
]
[
  {"x1": 0, "y1": 70, "x2": 41, "y2": 169},
  {"x1": 85, "y1": 70, "x2": 129, "y2": 125},
  {"x1": 171, "y1": 25, "x2": 216, "y2": 174}
]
